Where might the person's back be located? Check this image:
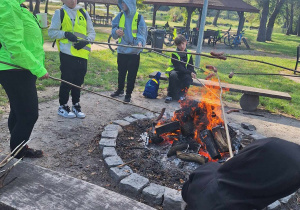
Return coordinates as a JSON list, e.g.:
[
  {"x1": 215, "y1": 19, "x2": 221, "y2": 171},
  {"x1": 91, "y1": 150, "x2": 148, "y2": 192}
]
[{"x1": 165, "y1": 35, "x2": 196, "y2": 103}]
